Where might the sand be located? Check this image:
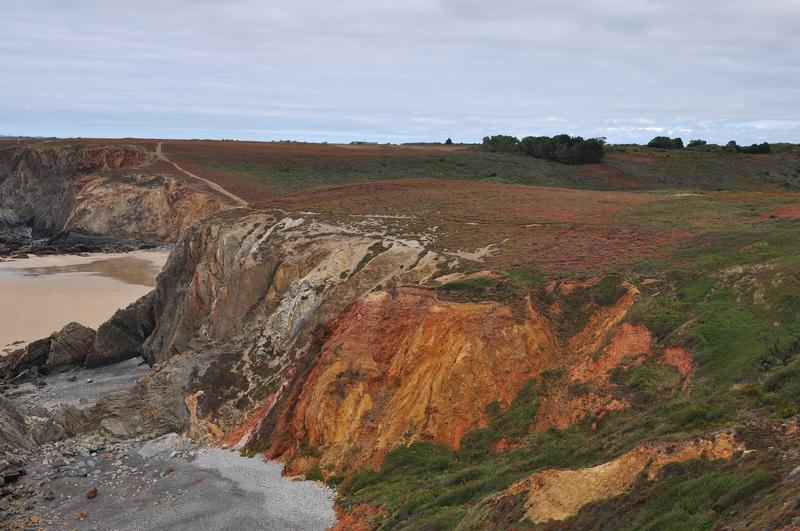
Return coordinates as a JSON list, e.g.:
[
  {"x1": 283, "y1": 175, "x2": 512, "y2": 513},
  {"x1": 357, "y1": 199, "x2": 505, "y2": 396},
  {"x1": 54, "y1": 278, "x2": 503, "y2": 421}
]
[{"x1": 0, "y1": 251, "x2": 169, "y2": 352}]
